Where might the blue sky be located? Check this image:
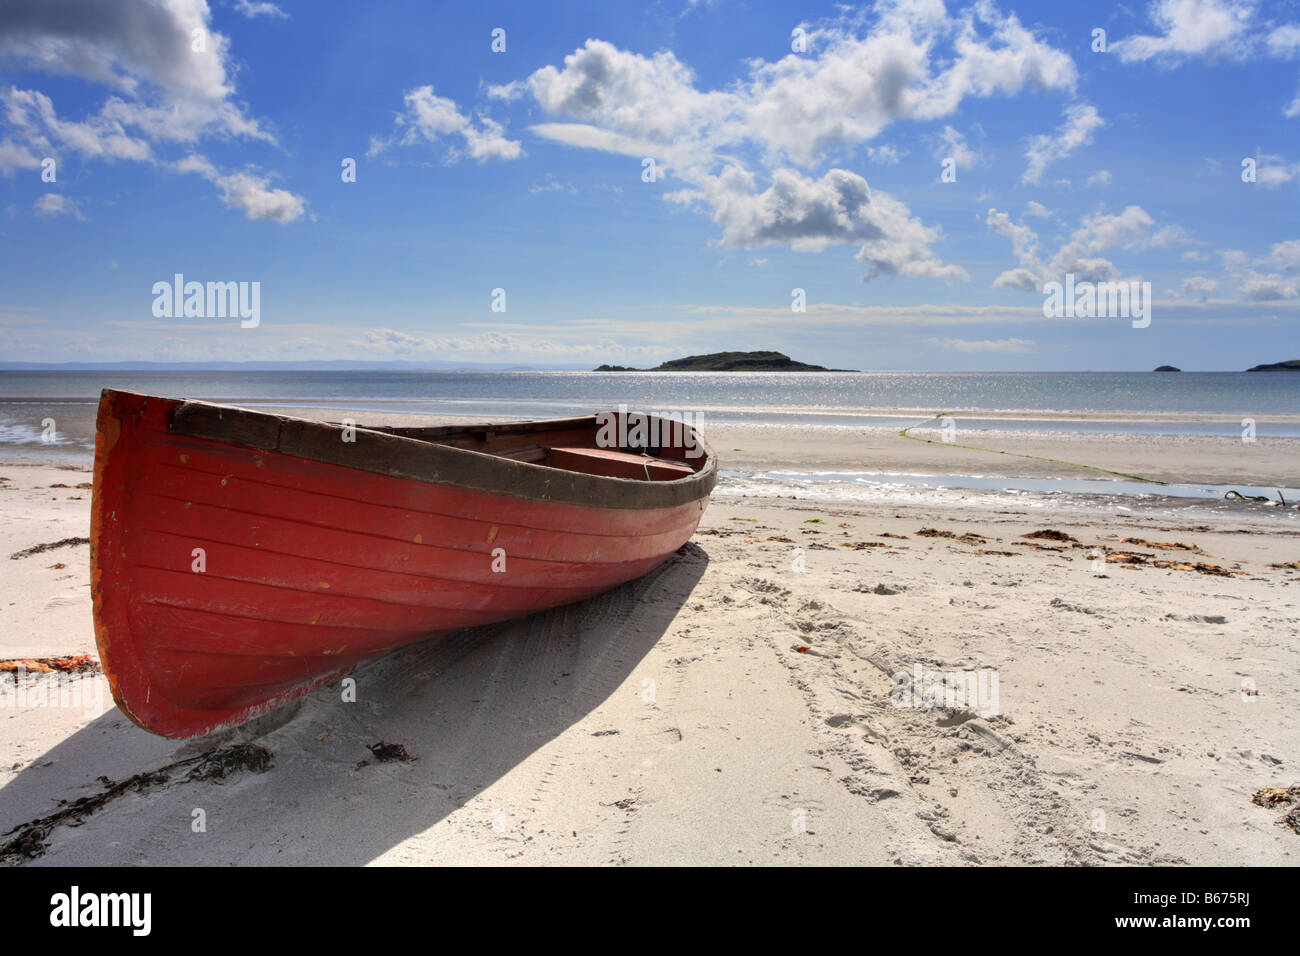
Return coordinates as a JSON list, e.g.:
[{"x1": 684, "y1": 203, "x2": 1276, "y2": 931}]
[{"x1": 1, "y1": 0, "x2": 1298, "y2": 371}]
